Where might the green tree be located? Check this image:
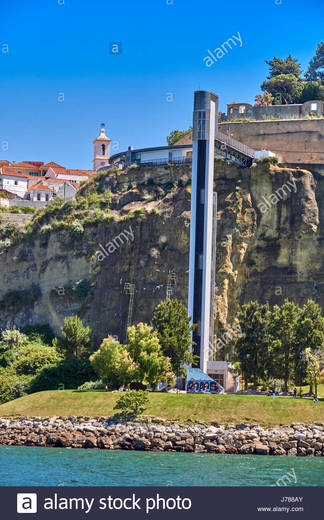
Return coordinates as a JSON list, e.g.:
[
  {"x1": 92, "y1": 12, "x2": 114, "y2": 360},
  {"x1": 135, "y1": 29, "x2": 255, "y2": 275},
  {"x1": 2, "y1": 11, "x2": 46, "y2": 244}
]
[
  {"x1": 294, "y1": 300, "x2": 324, "y2": 387},
  {"x1": 234, "y1": 302, "x2": 272, "y2": 389},
  {"x1": 269, "y1": 300, "x2": 301, "y2": 391},
  {"x1": 166, "y1": 127, "x2": 192, "y2": 146},
  {"x1": 12, "y1": 343, "x2": 62, "y2": 376},
  {"x1": 261, "y1": 74, "x2": 303, "y2": 104},
  {"x1": 114, "y1": 390, "x2": 149, "y2": 417},
  {"x1": 55, "y1": 315, "x2": 92, "y2": 359},
  {"x1": 306, "y1": 41, "x2": 324, "y2": 81},
  {"x1": 90, "y1": 336, "x2": 137, "y2": 388},
  {"x1": 126, "y1": 323, "x2": 174, "y2": 388},
  {"x1": 152, "y1": 299, "x2": 195, "y2": 375},
  {"x1": 298, "y1": 80, "x2": 324, "y2": 103},
  {"x1": 265, "y1": 55, "x2": 302, "y2": 78},
  {"x1": 304, "y1": 348, "x2": 321, "y2": 396}
]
